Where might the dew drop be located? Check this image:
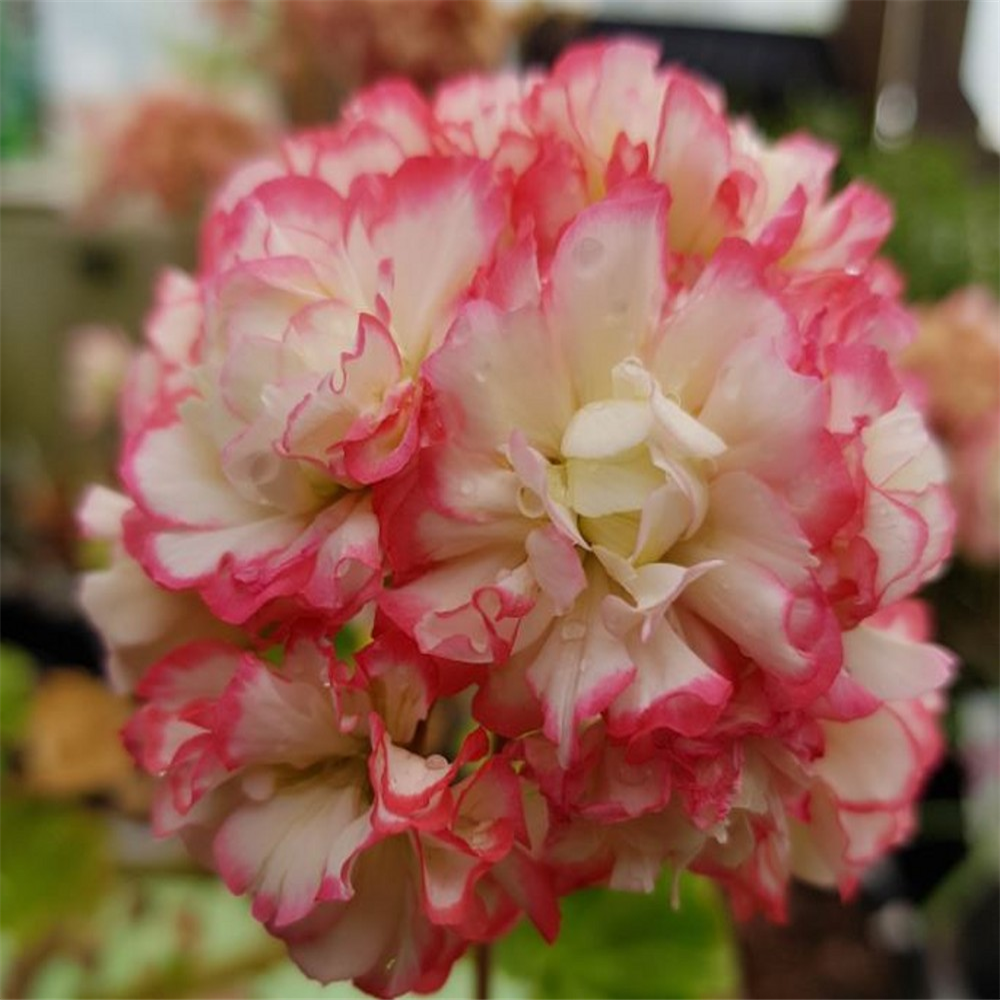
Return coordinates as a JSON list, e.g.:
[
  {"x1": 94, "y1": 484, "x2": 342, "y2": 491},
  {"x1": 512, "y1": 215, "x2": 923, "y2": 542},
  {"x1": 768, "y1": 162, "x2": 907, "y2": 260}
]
[
  {"x1": 426, "y1": 754, "x2": 449, "y2": 771},
  {"x1": 573, "y1": 236, "x2": 605, "y2": 270},
  {"x1": 246, "y1": 450, "x2": 280, "y2": 487},
  {"x1": 517, "y1": 485, "x2": 545, "y2": 519},
  {"x1": 560, "y1": 621, "x2": 586, "y2": 641},
  {"x1": 335, "y1": 561, "x2": 354, "y2": 580},
  {"x1": 243, "y1": 769, "x2": 277, "y2": 801}
]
